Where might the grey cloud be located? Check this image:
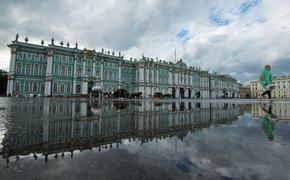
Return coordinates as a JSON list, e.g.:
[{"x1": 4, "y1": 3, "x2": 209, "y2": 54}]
[{"x1": 0, "y1": 0, "x2": 290, "y2": 84}]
